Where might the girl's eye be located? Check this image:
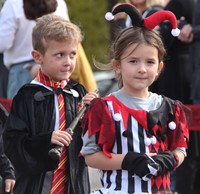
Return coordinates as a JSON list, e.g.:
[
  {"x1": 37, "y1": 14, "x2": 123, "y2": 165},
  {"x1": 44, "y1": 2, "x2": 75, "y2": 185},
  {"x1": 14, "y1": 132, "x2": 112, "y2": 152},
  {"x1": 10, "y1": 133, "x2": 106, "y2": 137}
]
[
  {"x1": 130, "y1": 59, "x2": 137, "y2": 64},
  {"x1": 147, "y1": 60, "x2": 155, "y2": 65}
]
